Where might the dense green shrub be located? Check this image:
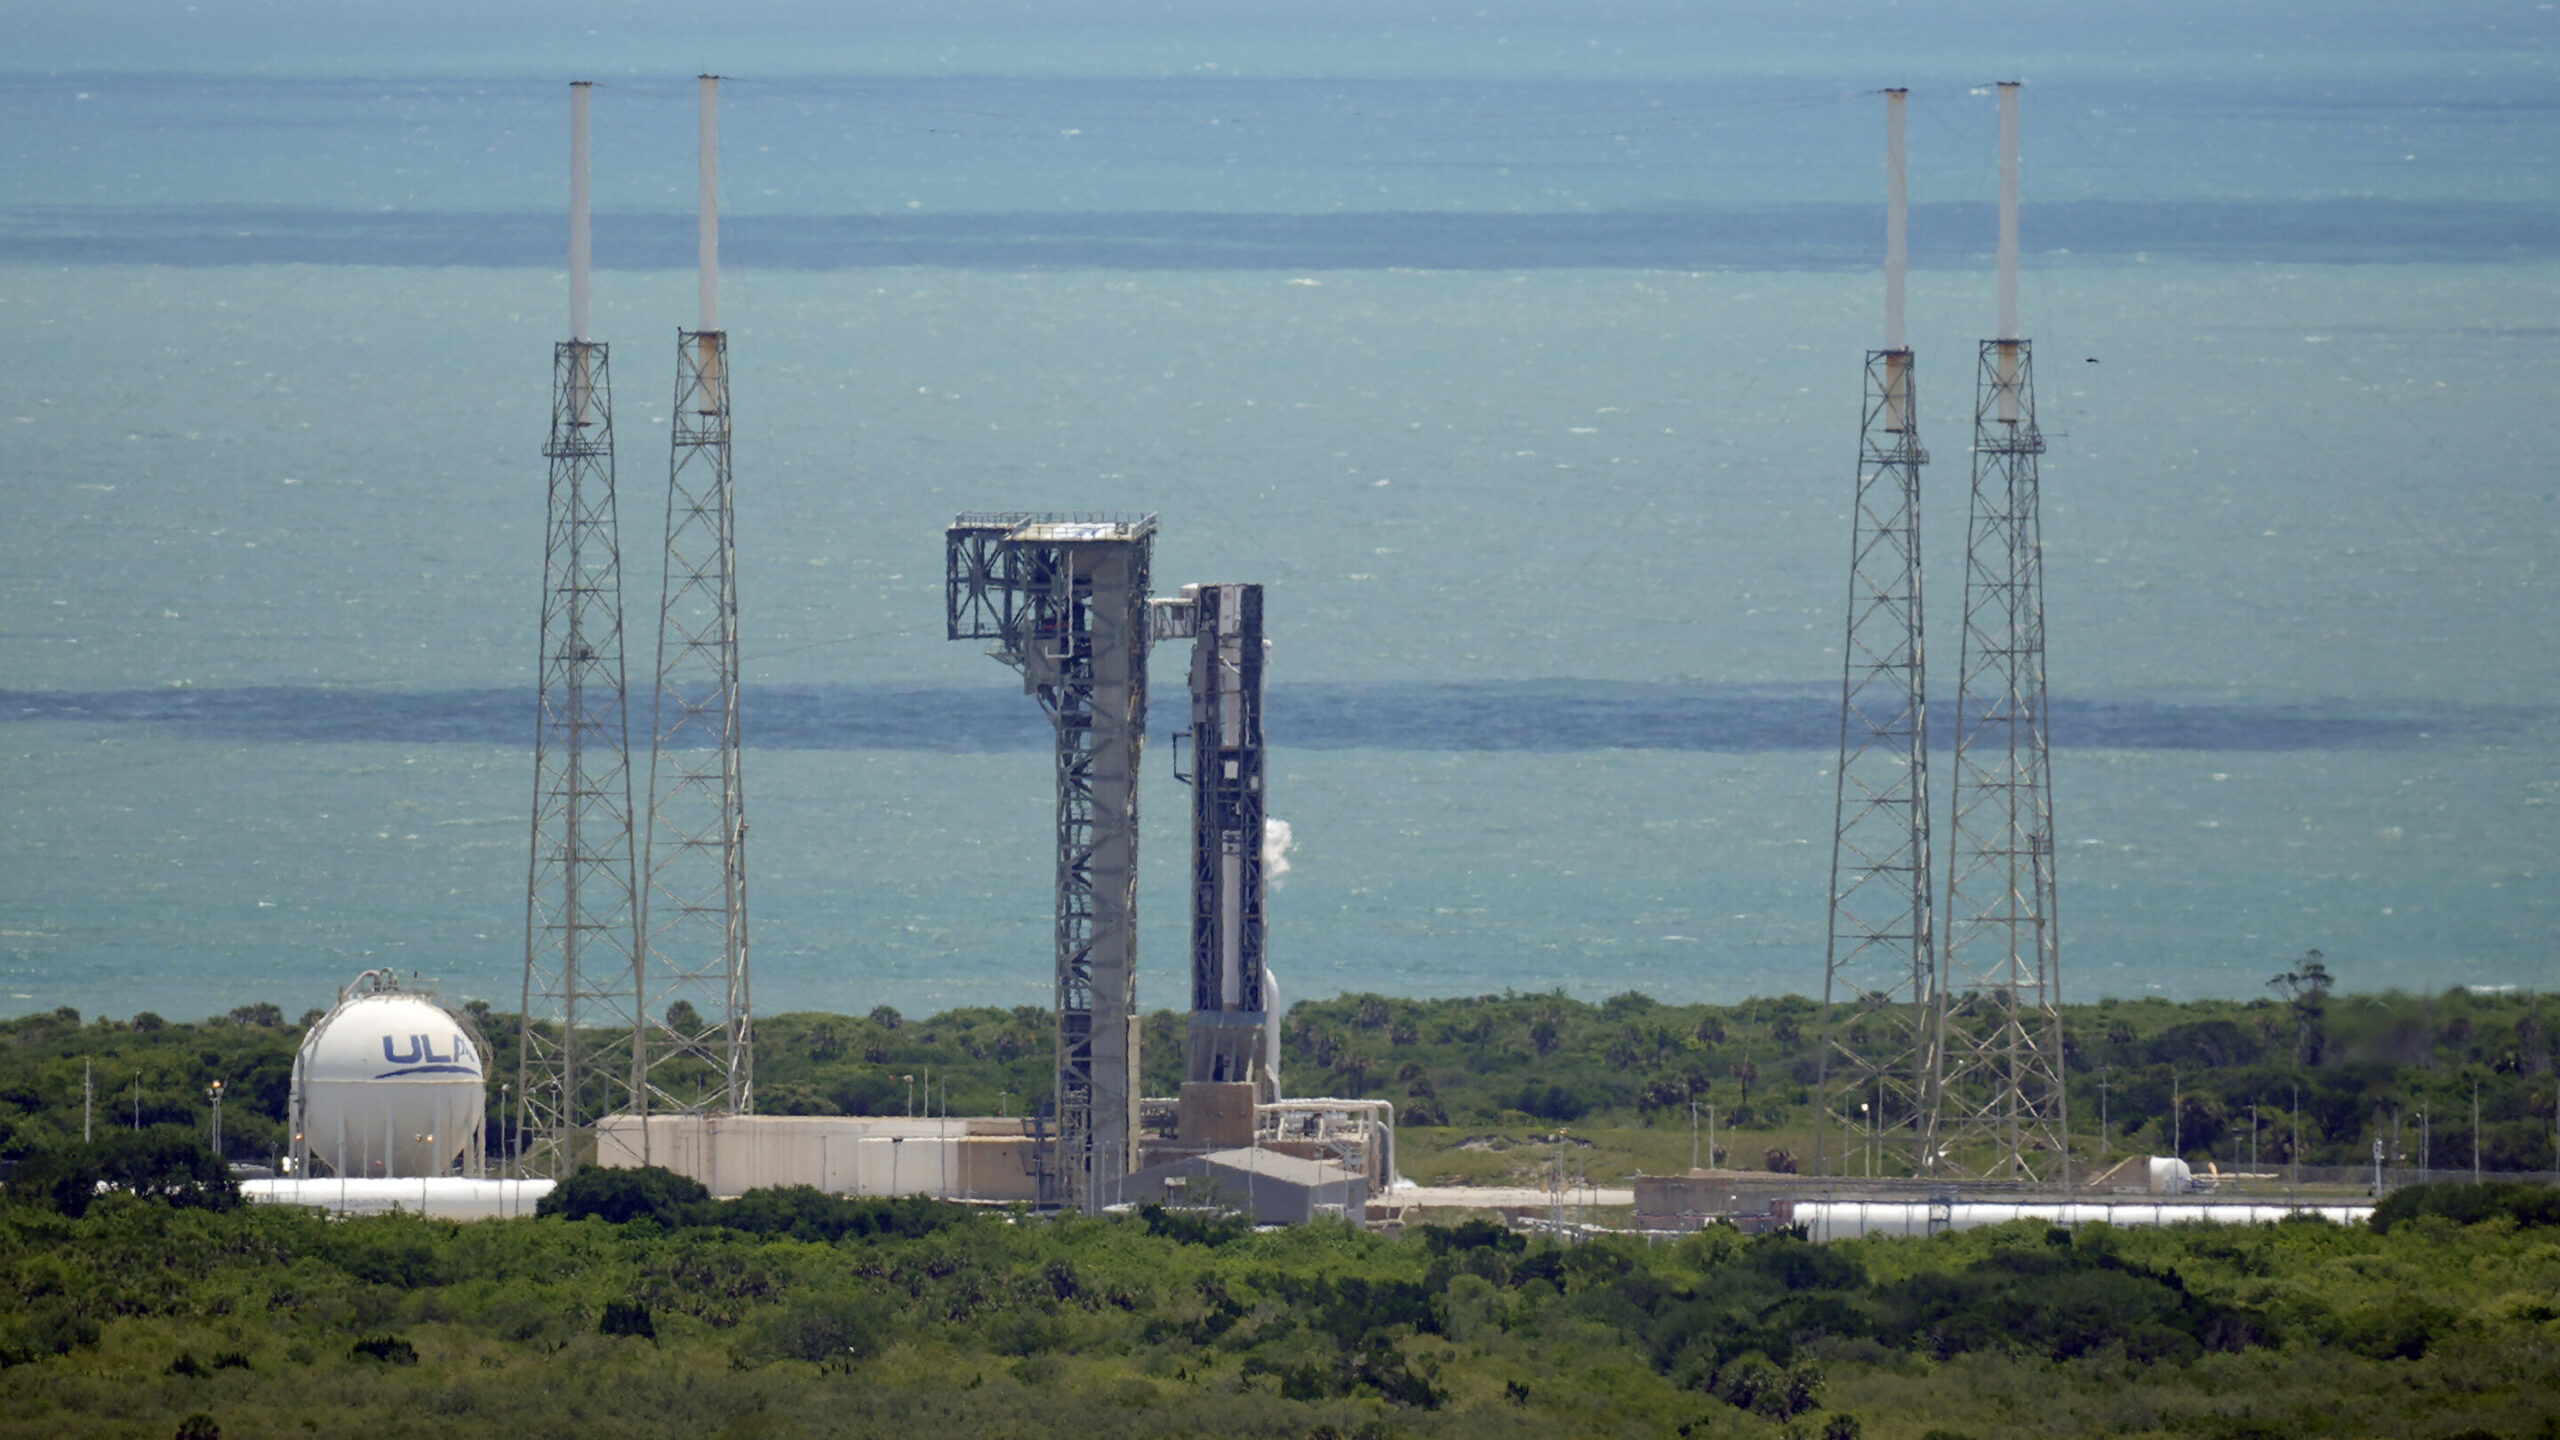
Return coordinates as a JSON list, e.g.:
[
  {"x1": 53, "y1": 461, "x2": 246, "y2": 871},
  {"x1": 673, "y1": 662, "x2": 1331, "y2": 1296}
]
[
  {"x1": 2371, "y1": 1180, "x2": 2560, "y2": 1233},
  {"x1": 1, "y1": 1128, "x2": 237, "y2": 1216},
  {"x1": 0, "y1": 1301, "x2": 100, "y2": 1368},
  {"x1": 732, "y1": 1291, "x2": 890, "y2": 1370},
  {"x1": 598, "y1": 1299, "x2": 656, "y2": 1339},
  {"x1": 0, "y1": 1195, "x2": 2555, "y2": 1438},
  {"x1": 707, "y1": 1185, "x2": 973, "y2": 1243},
  {"x1": 538, "y1": 1164, "x2": 710, "y2": 1226},
  {"x1": 347, "y1": 1335, "x2": 417, "y2": 1365},
  {"x1": 1135, "y1": 1200, "x2": 1250, "y2": 1247}
]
